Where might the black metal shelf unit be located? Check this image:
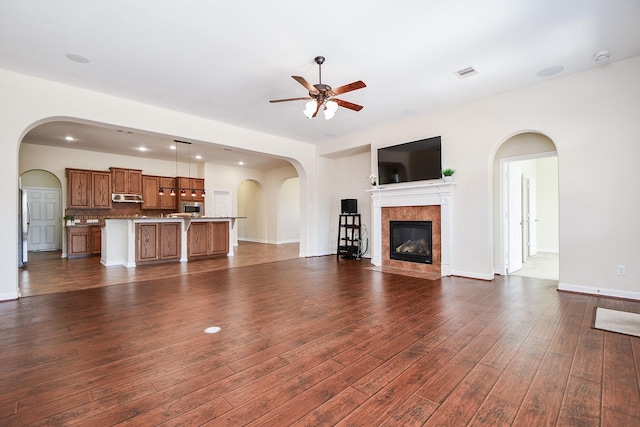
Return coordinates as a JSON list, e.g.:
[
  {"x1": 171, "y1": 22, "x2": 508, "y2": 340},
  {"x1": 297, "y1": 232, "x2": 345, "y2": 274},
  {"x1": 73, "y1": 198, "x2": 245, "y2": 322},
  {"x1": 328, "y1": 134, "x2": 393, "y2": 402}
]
[{"x1": 337, "y1": 214, "x2": 361, "y2": 259}]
